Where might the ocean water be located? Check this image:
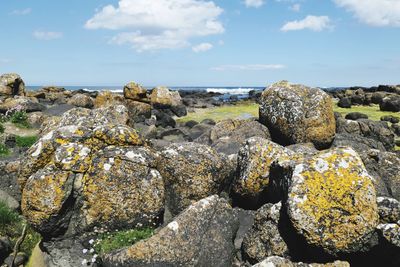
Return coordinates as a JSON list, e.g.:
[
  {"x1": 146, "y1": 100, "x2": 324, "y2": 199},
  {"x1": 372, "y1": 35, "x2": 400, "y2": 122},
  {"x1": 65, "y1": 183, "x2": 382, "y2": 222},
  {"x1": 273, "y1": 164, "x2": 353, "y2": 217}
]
[{"x1": 26, "y1": 86, "x2": 265, "y2": 96}]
